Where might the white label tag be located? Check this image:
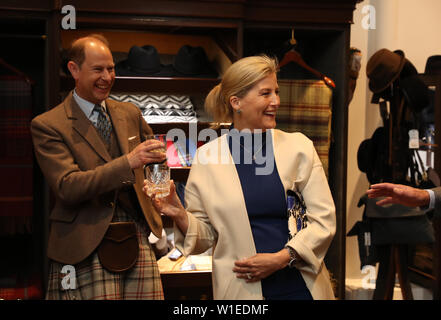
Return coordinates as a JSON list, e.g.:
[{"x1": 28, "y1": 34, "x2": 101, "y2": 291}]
[
  {"x1": 364, "y1": 232, "x2": 371, "y2": 246},
  {"x1": 409, "y1": 129, "x2": 419, "y2": 149}
]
